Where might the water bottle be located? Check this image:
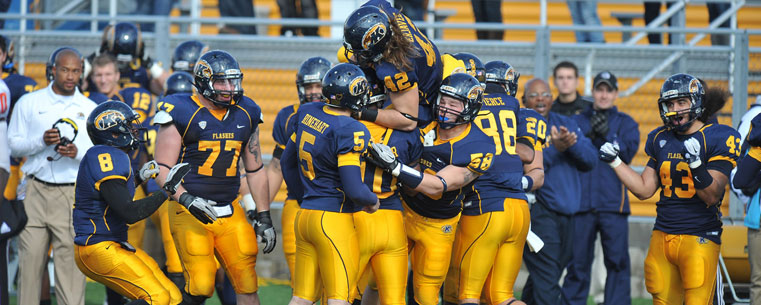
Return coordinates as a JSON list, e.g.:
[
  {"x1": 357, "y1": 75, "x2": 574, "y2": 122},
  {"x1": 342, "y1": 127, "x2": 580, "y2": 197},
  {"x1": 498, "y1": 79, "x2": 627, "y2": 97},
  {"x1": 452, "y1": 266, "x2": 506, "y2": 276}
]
[{"x1": 17, "y1": 177, "x2": 27, "y2": 201}]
